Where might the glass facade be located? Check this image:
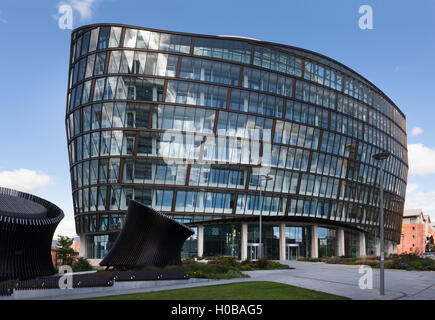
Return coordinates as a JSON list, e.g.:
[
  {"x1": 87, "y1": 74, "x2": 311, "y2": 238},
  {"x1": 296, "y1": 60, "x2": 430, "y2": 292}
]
[
  {"x1": 67, "y1": 24, "x2": 407, "y2": 259},
  {"x1": 344, "y1": 230, "x2": 360, "y2": 257},
  {"x1": 248, "y1": 225, "x2": 280, "y2": 260},
  {"x1": 318, "y1": 227, "x2": 337, "y2": 257},
  {"x1": 285, "y1": 226, "x2": 311, "y2": 258},
  {"x1": 204, "y1": 224, "x2": 241, "y2": 258},
  {"x1": 365, "y1": 233, "x2": 377, "y2": 256},
  {"x1": 182, "y1": 226, "x2": 198, "y2": 258}
]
